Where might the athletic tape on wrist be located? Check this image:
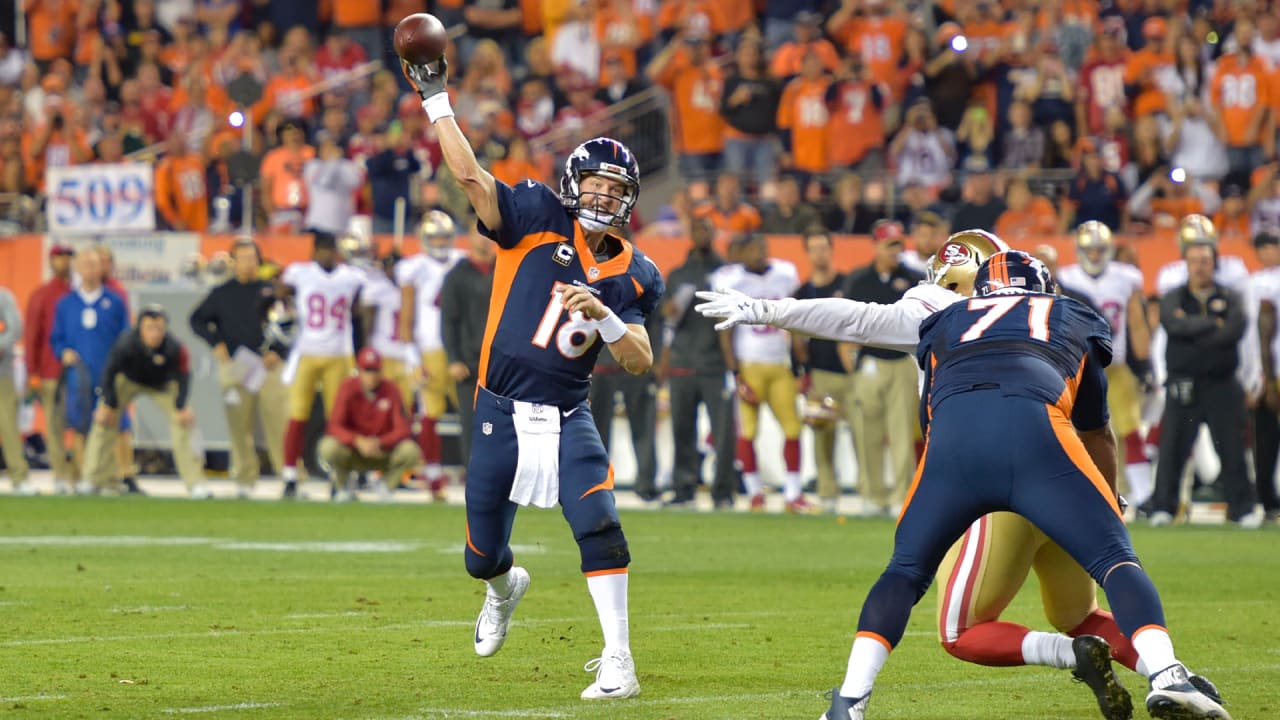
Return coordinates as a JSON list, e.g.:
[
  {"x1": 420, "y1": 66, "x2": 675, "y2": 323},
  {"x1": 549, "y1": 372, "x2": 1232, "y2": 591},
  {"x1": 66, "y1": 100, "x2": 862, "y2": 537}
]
[
  {"x1": 422, "y1": 93, "x2": 454, "y2": 123},
  {"x1": 598, "y1": 310, "x2": 627, "y2": 344}
]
